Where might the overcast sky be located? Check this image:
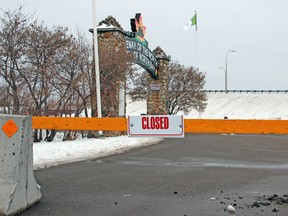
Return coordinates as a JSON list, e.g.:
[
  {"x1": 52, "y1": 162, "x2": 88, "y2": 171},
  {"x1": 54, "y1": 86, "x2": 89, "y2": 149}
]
[{"x1": 3, "y1": 0, "x2": 288, "y2": 90}]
